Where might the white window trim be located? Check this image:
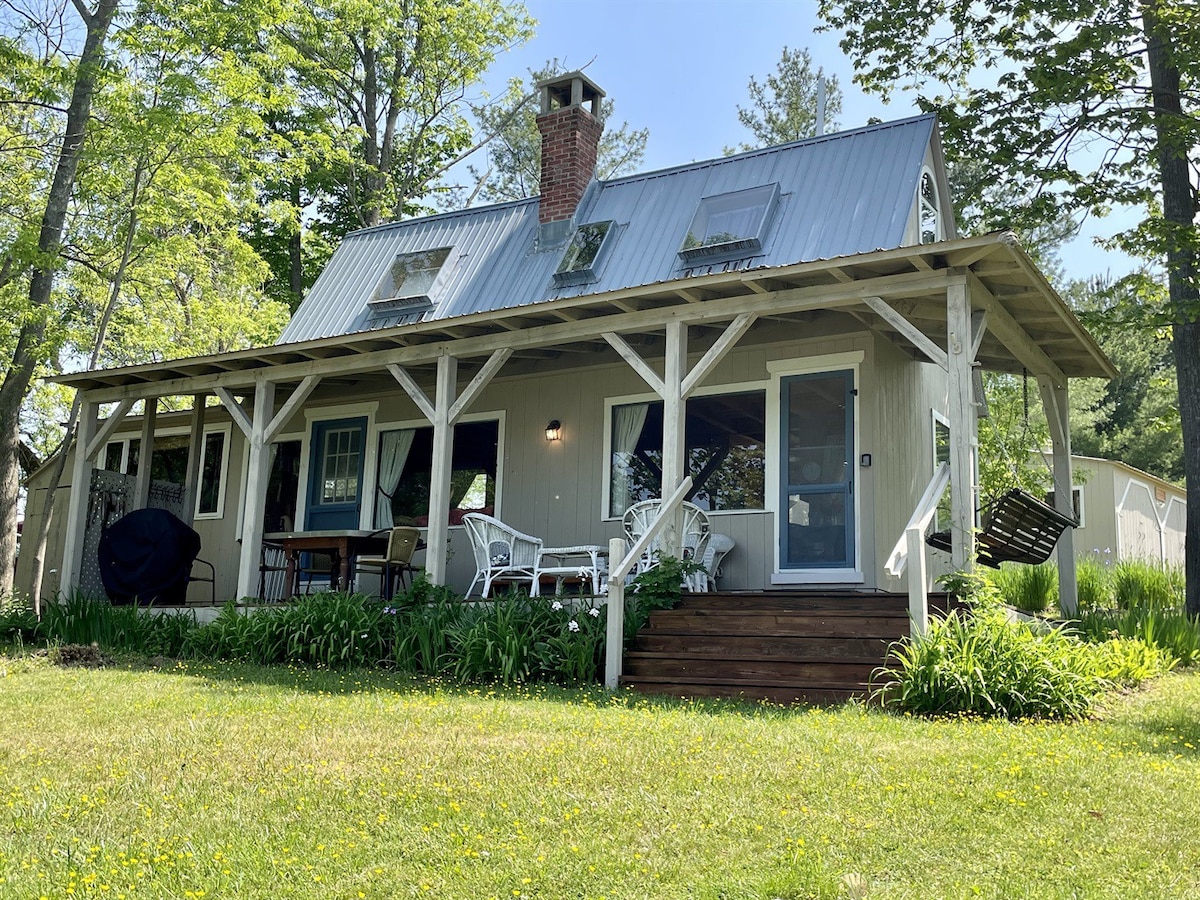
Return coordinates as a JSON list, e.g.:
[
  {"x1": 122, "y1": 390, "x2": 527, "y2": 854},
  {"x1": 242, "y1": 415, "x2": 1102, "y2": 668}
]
[
  {"x1": 194, "y1": 423, "x2": 232, "y2": 521},
  {"x1": 104, "y1": 423, "x2": 232, "y2": 521},
  {"x1": 600, "y1": 380, "x2": 769, "y2": 522},
  {"x1": 767, "y1": 351, "x2": 865, "y2": 584},
  {"x1": 374, "y1": 410, "x2": 506, "y2": 527}
]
